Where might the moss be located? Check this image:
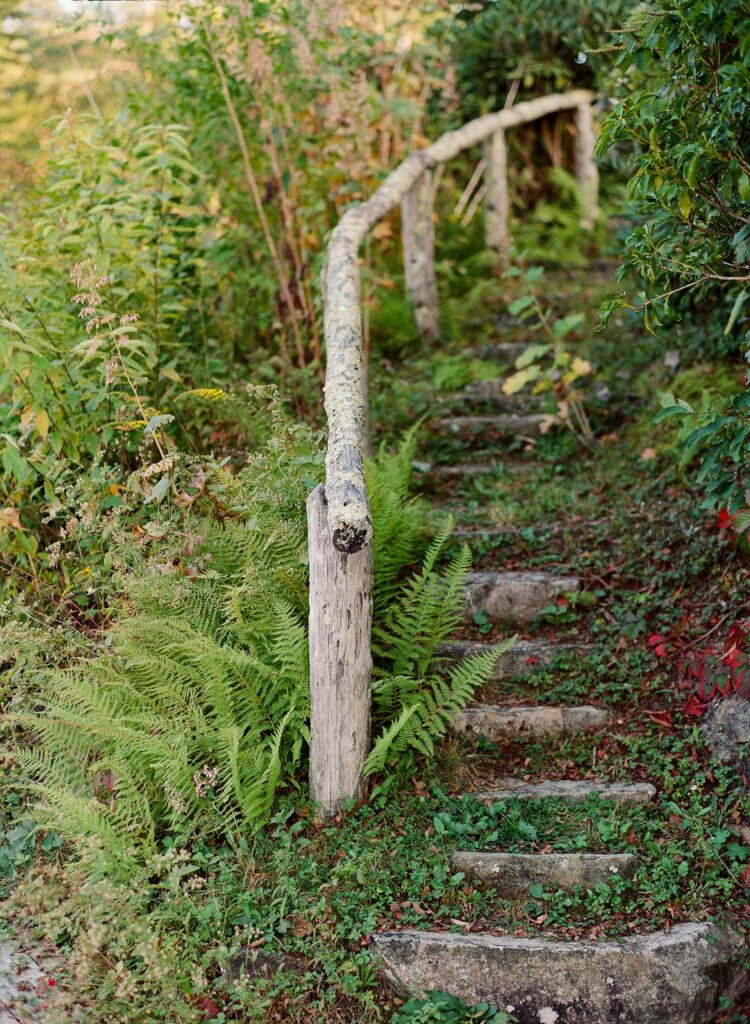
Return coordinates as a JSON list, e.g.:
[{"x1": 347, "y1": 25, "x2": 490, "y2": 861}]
[{"x1": 626, "y1": 361, "x2": 745, "y2": 453}]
